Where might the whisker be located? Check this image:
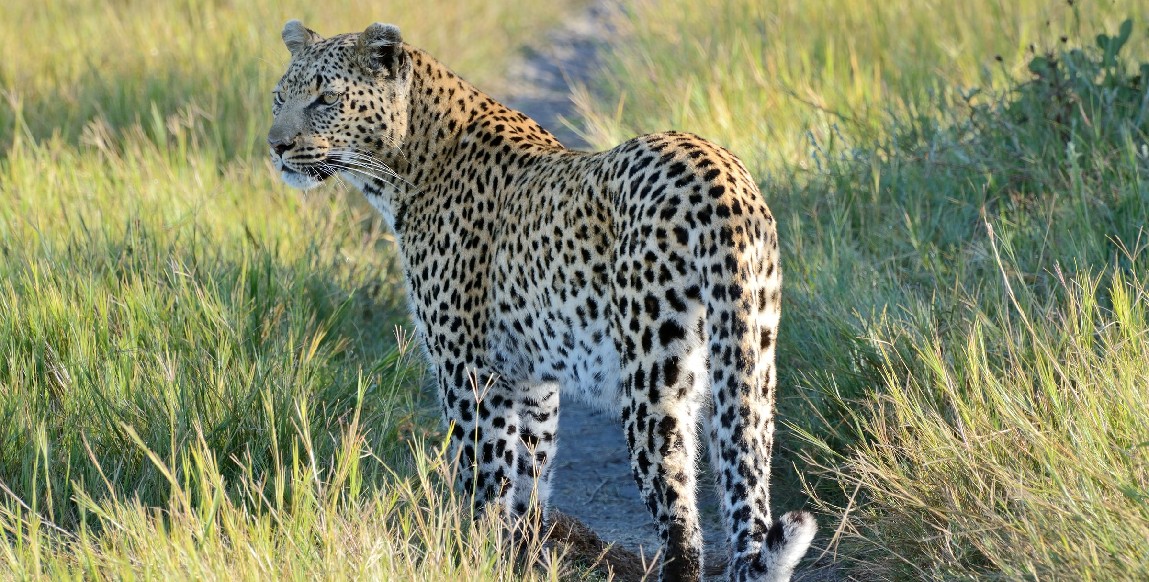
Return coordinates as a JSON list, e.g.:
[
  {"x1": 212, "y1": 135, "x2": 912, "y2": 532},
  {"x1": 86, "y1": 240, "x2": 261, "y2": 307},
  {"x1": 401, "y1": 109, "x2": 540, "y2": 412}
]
[
  {"x1": 326, "y1": 160, "x2": 400, "y2": 190},
  {"x1": 333, "y1": 154, "x2": 400, "y2": 178},
  {"x1": 321, "y1": 161, "x2": 351, "y2": 190},
  {"x1": 313, "y1": 161, "x2": 343, "y2": 188},
  {"x1": 328, "y1": 149, "x2": 418, "y2": 190},
  {"x1": 331, "y1": 148, "x2": 403, "y2": 176},
  {"x1": 331, "y1": 146, "x2": 400, "y2": 169},
  {"x1": 327, "y1": 148, "x2": 394, "y2": 173},
  {"x1": 354, "y1": 151, "x2": 418, "y2": 190},
  {"x1": 330, "y1": 158, "x2": 400, "y2": 183}
]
